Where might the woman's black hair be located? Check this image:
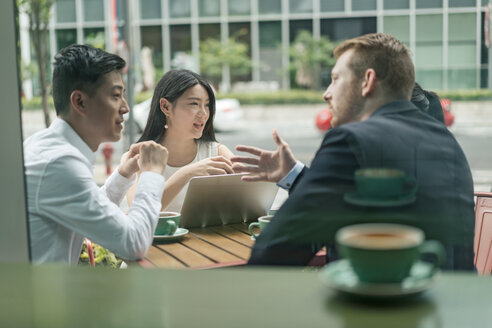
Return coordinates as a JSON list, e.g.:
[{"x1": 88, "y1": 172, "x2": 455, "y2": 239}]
[{"x1": 137, "y1": 69, "x2": 217, "y2": 143}]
